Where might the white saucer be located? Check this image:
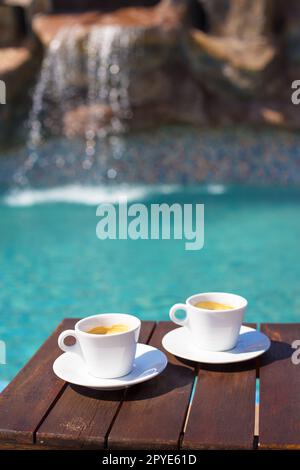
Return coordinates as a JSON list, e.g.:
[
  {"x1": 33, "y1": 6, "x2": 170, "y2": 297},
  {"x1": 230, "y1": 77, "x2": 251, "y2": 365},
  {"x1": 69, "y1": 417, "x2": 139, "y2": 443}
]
[
  {"x1": 162, "y1": 325, "x2": 270, "y2": 364},
  {"x1": 53, "y1": 343, "x2": 167, "y2": 390}
]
